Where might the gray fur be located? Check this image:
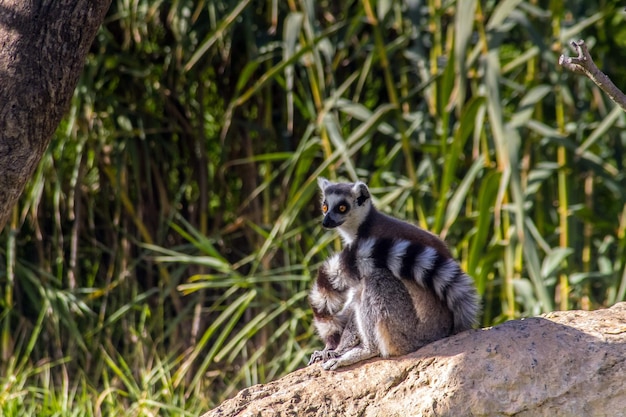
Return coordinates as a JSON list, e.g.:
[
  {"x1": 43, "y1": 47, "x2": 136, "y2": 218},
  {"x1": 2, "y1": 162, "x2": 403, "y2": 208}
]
[
  {"x1": 308, "y1": 253, "x2": 361, "y2": 365},
  {"x1": 308, "y1": 310, "x2": 359, "y2": 365}
]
